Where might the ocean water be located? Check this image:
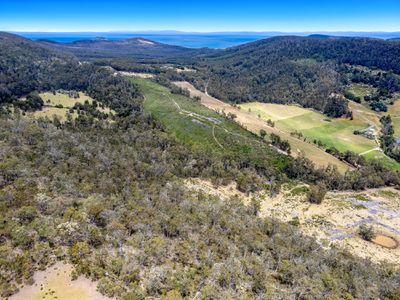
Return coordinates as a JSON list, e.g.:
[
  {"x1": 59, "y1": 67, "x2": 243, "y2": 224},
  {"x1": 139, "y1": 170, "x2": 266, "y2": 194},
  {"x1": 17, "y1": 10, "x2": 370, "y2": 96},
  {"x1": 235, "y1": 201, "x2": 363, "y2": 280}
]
[
  {"x1": 17, "y1": 32, "x2": 270, "y2": 49},
  {"x1": 13, "y1": 31, "x2": 400, "y2": 48}
]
